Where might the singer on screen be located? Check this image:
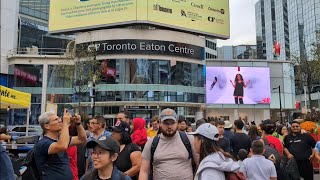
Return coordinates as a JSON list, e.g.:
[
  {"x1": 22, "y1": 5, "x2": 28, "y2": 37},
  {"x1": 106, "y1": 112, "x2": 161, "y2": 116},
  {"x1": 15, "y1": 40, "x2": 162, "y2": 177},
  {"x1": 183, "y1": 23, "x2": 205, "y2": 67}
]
[{"x1": 230, "y1": 74, "x2": 250, "y2": 104}]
